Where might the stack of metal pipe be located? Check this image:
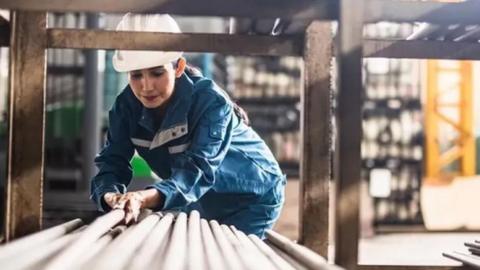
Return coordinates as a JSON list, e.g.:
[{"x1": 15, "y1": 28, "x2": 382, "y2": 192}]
[{"x1": 0, "y1": 210, "x2": 343, "y2": 270}]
